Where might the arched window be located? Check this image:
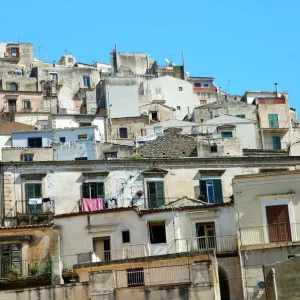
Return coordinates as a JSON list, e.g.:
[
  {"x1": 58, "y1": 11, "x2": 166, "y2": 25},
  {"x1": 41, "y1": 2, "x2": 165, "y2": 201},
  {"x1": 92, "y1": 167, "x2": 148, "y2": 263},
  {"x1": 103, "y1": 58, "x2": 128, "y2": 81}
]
[
  {"x1": 9, "y1": 82, "x2": 18, "y2": 91},
  {"x1": 119, "y1": 127, "x2": 128, "y2": 139}
]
